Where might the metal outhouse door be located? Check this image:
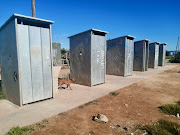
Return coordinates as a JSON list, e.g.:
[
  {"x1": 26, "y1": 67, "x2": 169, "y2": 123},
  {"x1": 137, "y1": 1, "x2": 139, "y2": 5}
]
[
  {"x1": 159, "y1": 43, "x2": 167, "y2": 66},
  {"x1": 125, "y1": 37, "x2": 134, "y2": 76},
  {"x1": 91, "y1": 34, "x2": 106, "y2": 86},
  {"x1": 134, "y1": 40, "x2": 149, "y2": 72},
  {"x1": 148, "y1": 42, "x2": 160, "y2": 69},
  {"x1": 142, "y1": 43, "x2": 146, "y2": 71},
  {"x1": 145, "y1": 41, "x2": 149, "y2": 71},
  {"x1": 162, "y1": 45, "x2": 166, "y2": 65},
  {"x1": 17, "y1": 25, "x2": 52, "y2": 104},
  {"x1": 154, "y1": 45, "x2": 159, "y2": 68}
]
